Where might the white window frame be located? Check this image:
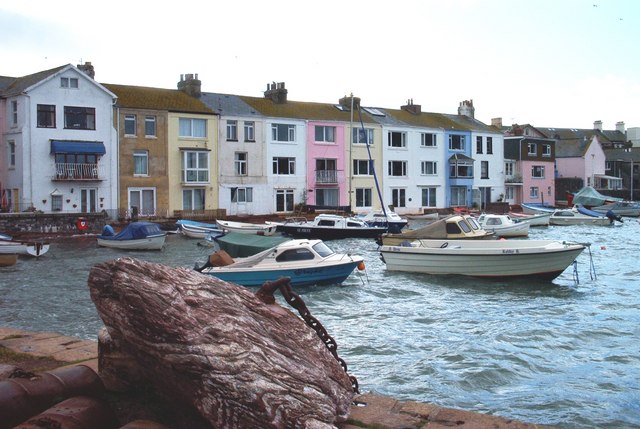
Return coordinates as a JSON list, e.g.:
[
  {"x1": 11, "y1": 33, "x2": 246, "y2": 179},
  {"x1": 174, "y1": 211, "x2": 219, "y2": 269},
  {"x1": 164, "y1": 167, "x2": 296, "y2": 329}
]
[
  {"x1": 183, "y1": 188, "x2": 205, "y2": 210},
  {"x1": 129, "y1": 187, "x2": 157, "y2": 216},
  {"x1": 421, "y1": 133, "x2": 437, "y2": 147},
  {"x1": 531, "y1": 165, "x2": 545, "y2": 179},
  {"x1": 275, "y1": 189, "x2": 294, "y2": 212},
  {"x1": 527, "y1": 143, "x2": 537, "y2": 156},
  {"x1": 227, "y1": 120, "x2": 238, "y2": 141},
  {"x1": 392, "y1": 188, "x2": 406, "y2": 207},
  {"x1": 388, "y1": 160, "x2": 407, "y2": 177},
  {"x1": 179, "y1": 118, "x2": 207, "y2": 138},
  {"x1": 449, "y1": 135, "x2": 466, "y2": 151},
  {"x1": 530, "y1": 187, "x2": 539, "y2": 198},
  {"x1": 244, "y1": 121, "x2": 255, "y2": 142},
  {"x1": 8, "y1": 141, "x2": 15, "y2": 168},
  {"x1": 272, "y1": 157, "x2": 296, "y2": 175},
  {"x1": 145, "y1": 116, "x2": 156, "y2": 137},
  {"x1": 353, "y1": 128, "x2": 374, "y2": 145},
  {"x1": 11, "y1": 101, "x2": 17, "y2": 125},
  {"x1": 353, "y1": 159, "x2": 372, "y2": 175},
  {"x1": 315, "y1": 125, "x2": 336, "y2": 143},
  {"x1": 60, "y1": 77, "x2": 79, "y2": 88},
  {"x1": 271, "y1": 123, "x2": 296, "y2": 142},
  {"x1": 182, "y1": 150, "x2": 209, "y2": 183},
  {"x1": 355, "y1": 188, "x2": 372, "y2": 208},
  {"x1": 231, "y1": 187, "x2": 253, "y2": 203},
  {"x1": 542, "y1": 144, "x2": 551, "y2": 157},
  {"x1": 421, "y1": 161, "x2": 437, "y2": 175},
  {"x1": 124, "y1": 114, "x2": 136, "y2": 136},
  {"x1": 421, "y1": 187, "x2": 437, "y2": 207},
  {"x1": 235, "y1": 152, "x2": 248, "y2": 176},
  {"x1": 133, "y1": 150, "x2": 149, "y2": 176},
  {"x1": 388, "y1": 131, "x2": 407, "y2": 148}
]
